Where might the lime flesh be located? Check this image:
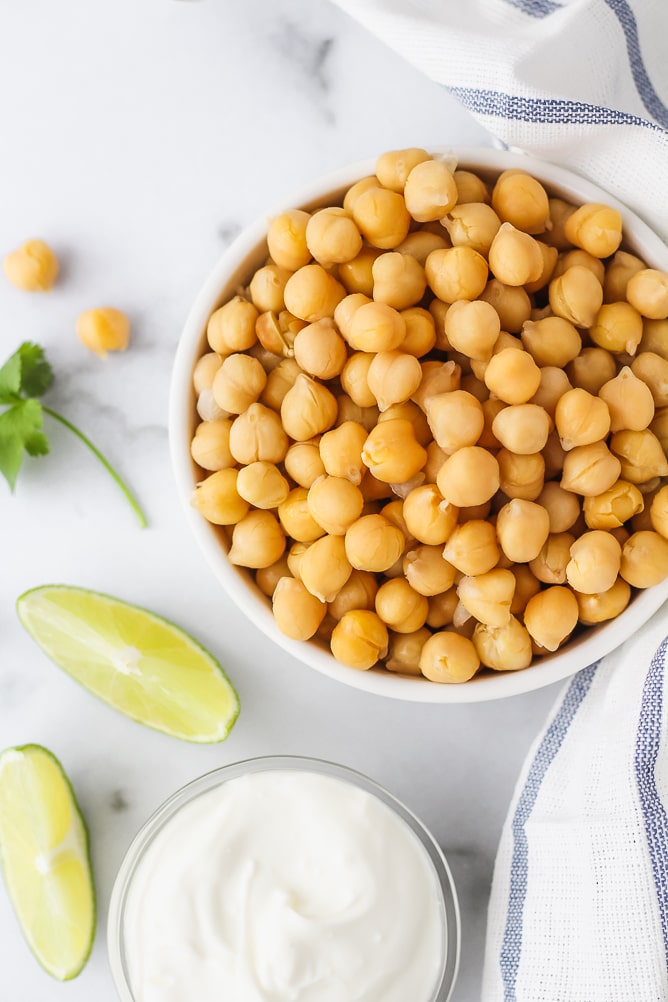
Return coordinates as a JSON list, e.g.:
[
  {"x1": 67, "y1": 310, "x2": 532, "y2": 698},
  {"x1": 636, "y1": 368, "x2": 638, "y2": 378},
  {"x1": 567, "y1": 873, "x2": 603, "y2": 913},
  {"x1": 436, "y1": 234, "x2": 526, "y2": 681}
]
[
  {"x1": 17, "y1": 585, "x2": 240, "y2": 743},
  {"x1": 0, "y1": 744, "x2": 95, "y2": 980}
]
